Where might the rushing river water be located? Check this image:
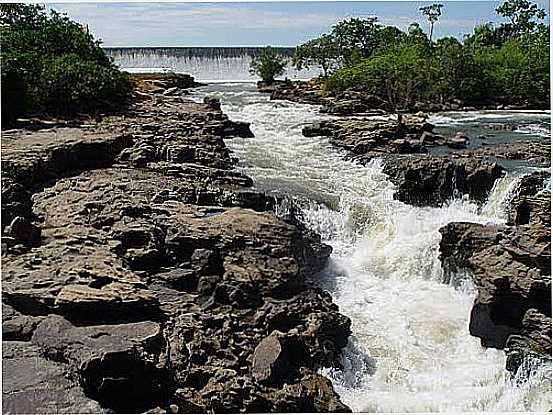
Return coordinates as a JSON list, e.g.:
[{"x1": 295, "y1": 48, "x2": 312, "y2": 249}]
[{"x1": 191, "y1": 83, "x2": 551, "y2": 412}]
